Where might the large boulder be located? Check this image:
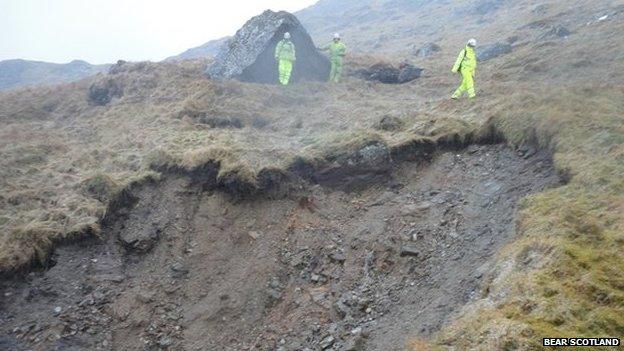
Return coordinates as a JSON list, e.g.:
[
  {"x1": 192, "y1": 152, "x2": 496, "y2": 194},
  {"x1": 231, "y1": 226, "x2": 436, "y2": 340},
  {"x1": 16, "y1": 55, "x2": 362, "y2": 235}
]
[{"x1": 206, "y1": 10, "x2": 330, "y2": 84}]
